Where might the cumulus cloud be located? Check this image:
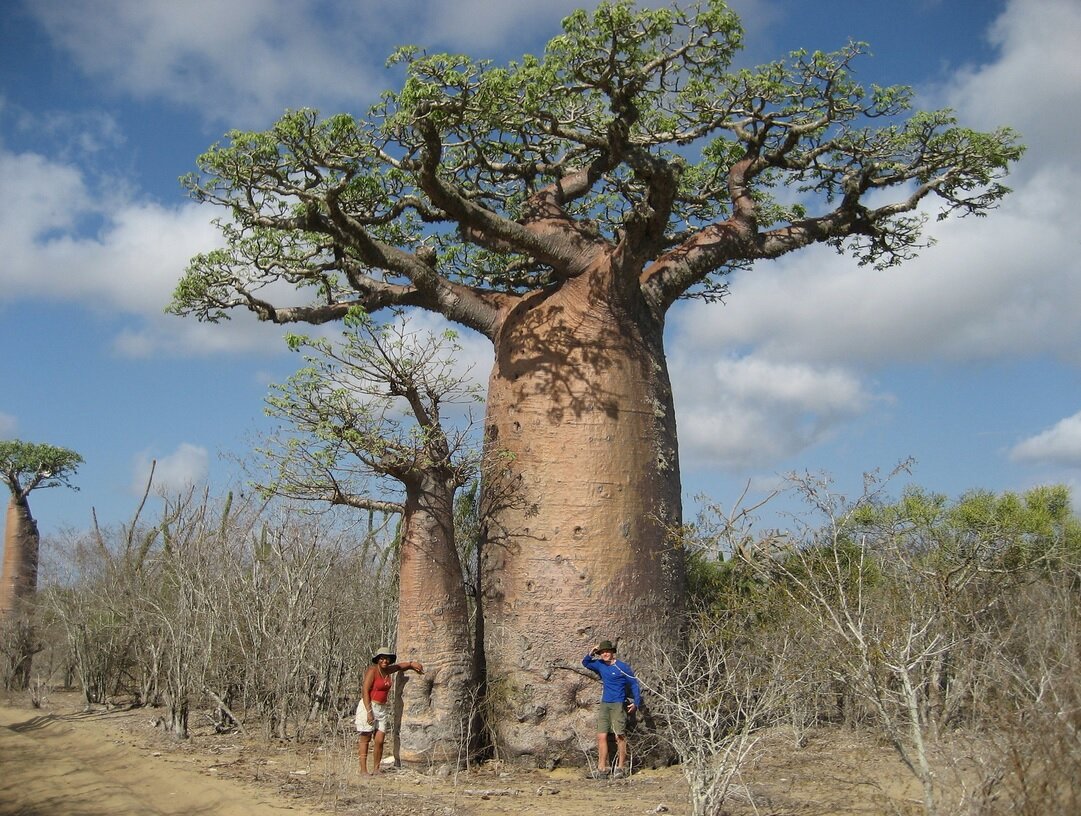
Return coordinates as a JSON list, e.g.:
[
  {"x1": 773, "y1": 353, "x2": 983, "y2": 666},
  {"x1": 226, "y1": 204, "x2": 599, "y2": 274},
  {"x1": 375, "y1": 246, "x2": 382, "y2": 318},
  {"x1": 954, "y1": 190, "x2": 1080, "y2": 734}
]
[
  {"x1": 131, "y1": 443, "x2": 209, "y2": 496},
  {"x1": 420, "y1": 0, "x2": 589, "y2": 52},
  {"x1": 26, "y1": 0, "x2": 776, "y2": 127},
  {"x1": 27, "y1": 0, "x2": 388, "y2": 126},
  {"x1": 418, "y1": 0, "x2": 773, "y2": 54},
  {"x1": 7, "y1": 106, "x2": 126, "y2": 160},
  {"x1": 11, "y1": 0, "x2": 1079, "y2": 481},
  {"x1": 672, "y1": 0, "x2": 1081, "y2": 370},
  {"x1": 0, "y1": 149, "x2": 91, "y2": 242},
  {"x1": 671, "y1": 352, "x2": 881, "y2": 469},
  {"x1": 1010, "y1": 412, "x2": 1081, "y2": 468},
  {"x1": 23, "y1": 0, "x2": 627, "y2": 127},
  {"x1": 0, "y1": 140, "x2": 290, "y2": 357},
  {"x1": 675, "y1": 165, "x2": 1081, "y2": 368},
  {"x1": 934, "y1": 0, "x2": 1081, "y2": 176}
]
